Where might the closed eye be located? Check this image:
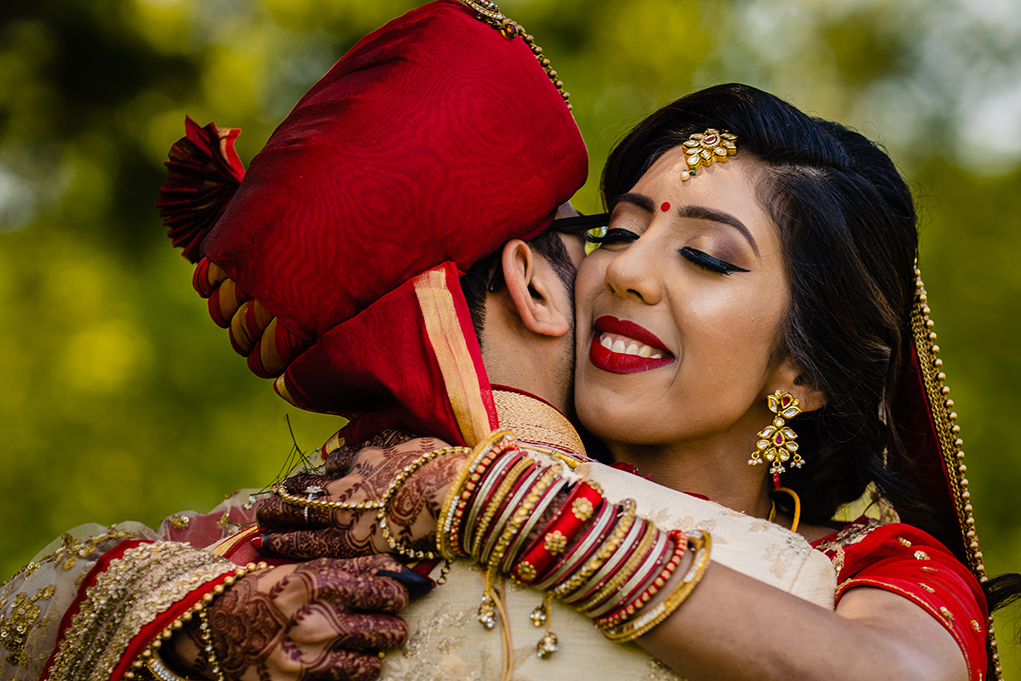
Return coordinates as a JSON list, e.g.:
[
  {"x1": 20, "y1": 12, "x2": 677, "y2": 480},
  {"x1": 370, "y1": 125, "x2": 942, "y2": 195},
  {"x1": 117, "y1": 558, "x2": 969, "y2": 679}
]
[
  {"x1": 588, "y1": 227, "x2": 639, "y2": 247},
  {"x1": 680, "y1": 247, "x2": 749, "y2": 275}
]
